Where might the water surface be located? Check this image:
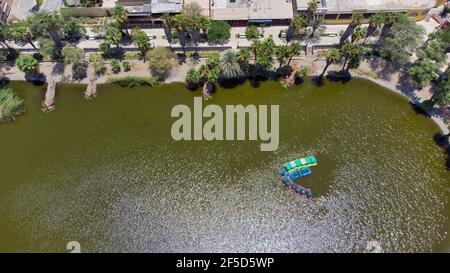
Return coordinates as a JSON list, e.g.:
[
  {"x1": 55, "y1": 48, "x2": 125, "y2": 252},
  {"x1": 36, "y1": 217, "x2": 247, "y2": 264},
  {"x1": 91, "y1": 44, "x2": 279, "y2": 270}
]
[{"x1": 0, "y1": 79, "x2": 448, "y2": 252}]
